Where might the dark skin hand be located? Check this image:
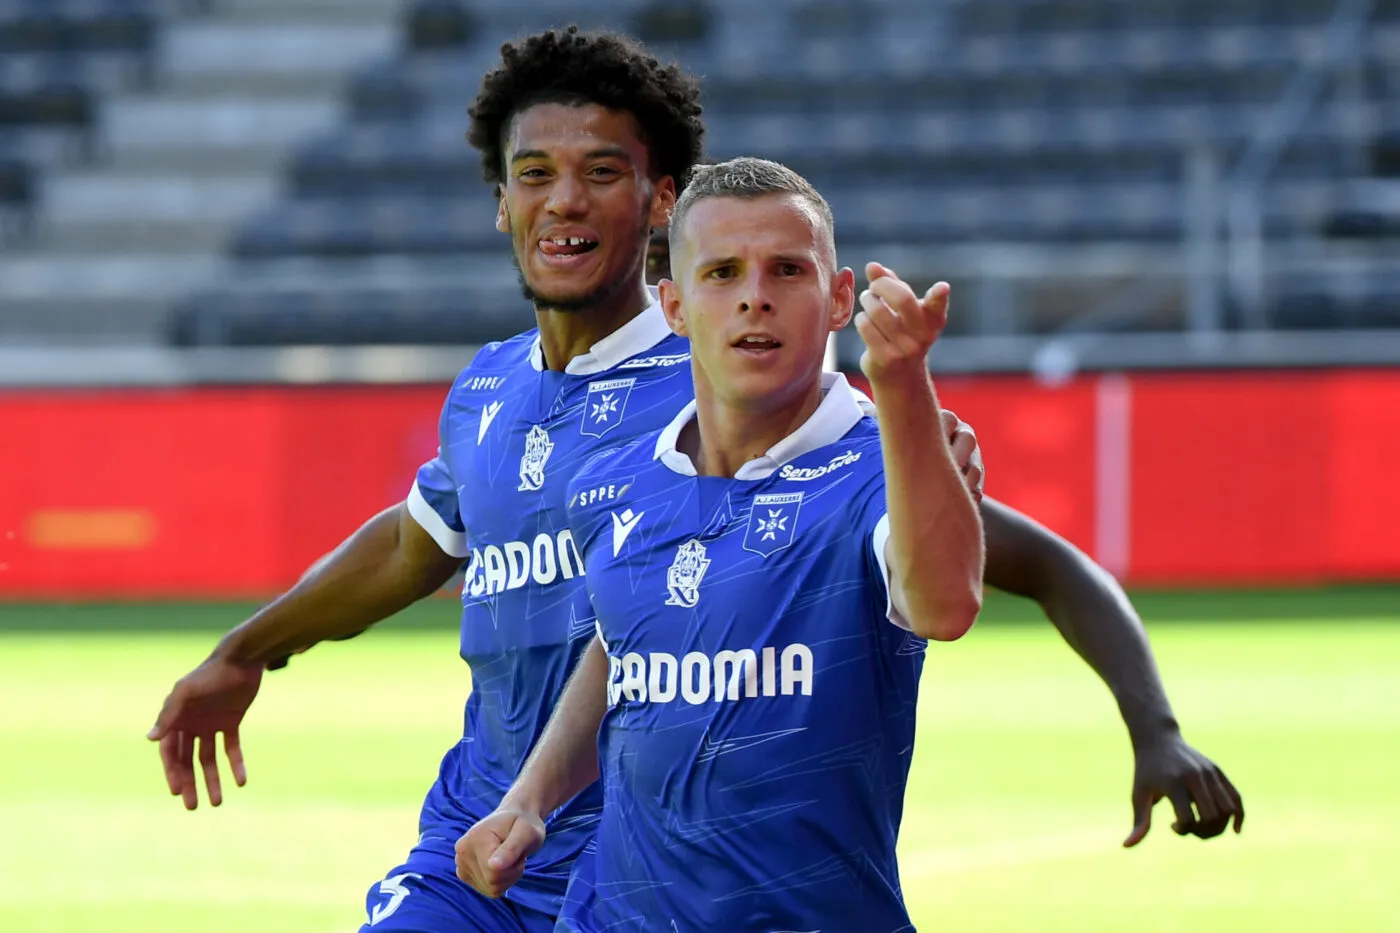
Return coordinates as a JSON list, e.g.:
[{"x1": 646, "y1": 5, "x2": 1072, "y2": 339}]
[
  {"x1": 147, "y1": 502, "x2": 463, "y2": 809},
  {"x1": 981, "y1": 498, "x2": 1244, "y2": 845}
]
